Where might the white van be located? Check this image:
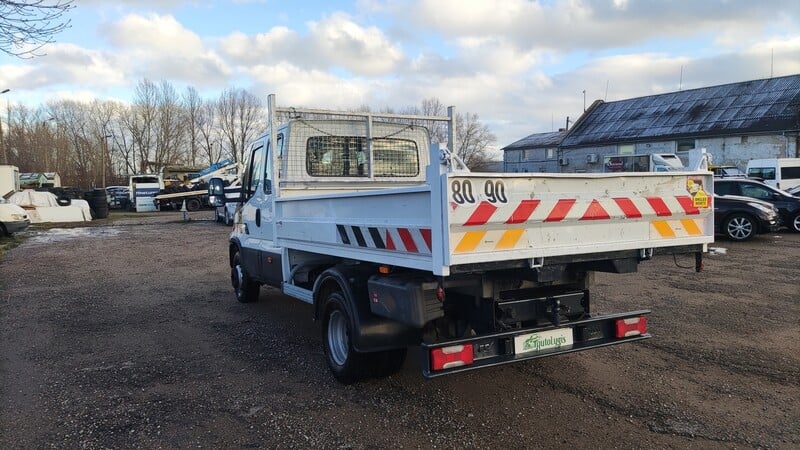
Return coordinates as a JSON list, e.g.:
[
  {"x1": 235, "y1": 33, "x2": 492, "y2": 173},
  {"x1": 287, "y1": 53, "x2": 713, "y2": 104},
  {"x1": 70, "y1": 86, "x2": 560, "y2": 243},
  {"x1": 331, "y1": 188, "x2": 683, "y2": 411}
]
[
  {"x1": 0, "y1": 197, "x2": 30, "y2": 236},
  {"x1": 746, "y1": 158, "x2": 800, "y2": 190},
  {"x1": 128, "y1": 174, "x2": 164, "y2": 212}
]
